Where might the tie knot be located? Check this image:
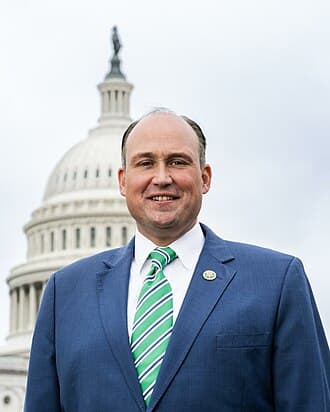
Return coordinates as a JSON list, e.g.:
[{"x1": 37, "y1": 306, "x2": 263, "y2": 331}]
[{"x1": 148, "y1": 247, "x2": 177, "y2": 272}]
